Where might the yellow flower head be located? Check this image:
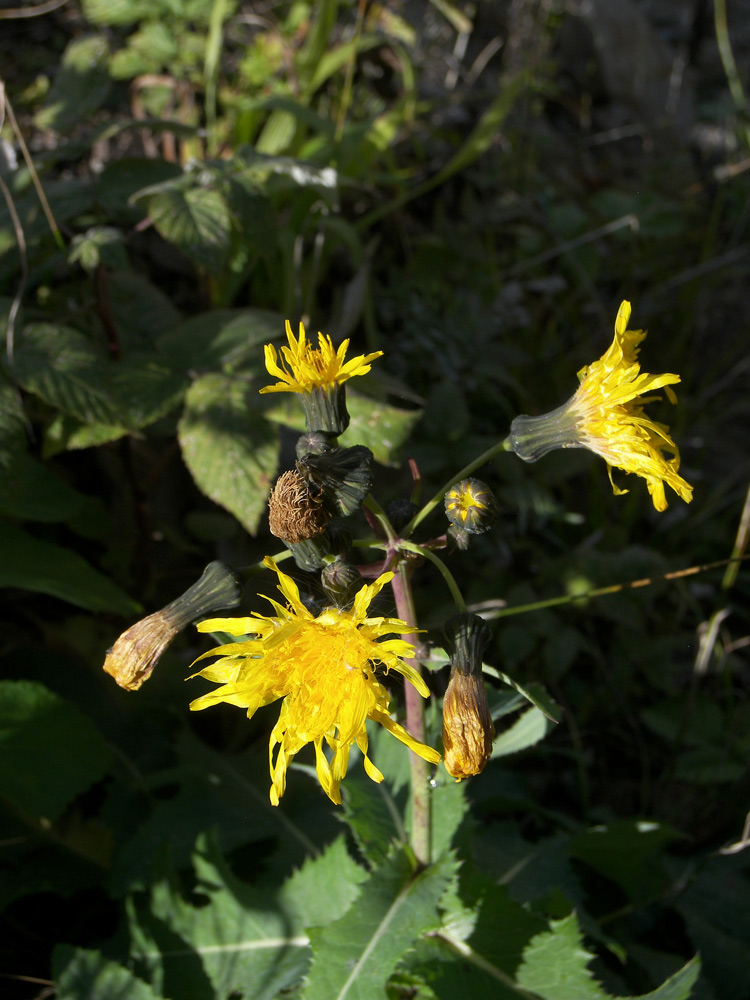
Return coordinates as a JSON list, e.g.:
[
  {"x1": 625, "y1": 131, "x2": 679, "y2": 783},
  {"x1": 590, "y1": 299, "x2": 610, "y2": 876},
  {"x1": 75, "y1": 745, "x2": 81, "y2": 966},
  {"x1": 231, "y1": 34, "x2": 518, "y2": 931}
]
[
  {"x1": 190, "y1": 557, "x2": 440, "y2": 805},
  {"x1": 259, "y1": 321, "x2": 383, "y2": 395},
  {"x1": 508, "y1": 301, "x2": 693, "y2": 511}
]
